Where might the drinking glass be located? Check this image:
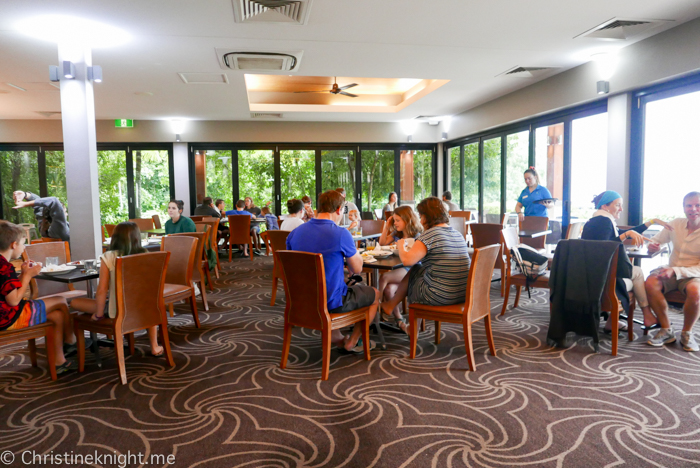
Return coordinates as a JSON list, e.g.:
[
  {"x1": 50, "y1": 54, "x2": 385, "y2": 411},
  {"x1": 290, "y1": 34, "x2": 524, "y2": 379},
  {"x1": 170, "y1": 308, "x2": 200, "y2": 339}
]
[
  {"x1": 84, "y1": 259, "x2": 97, "y2": 274},
  {"x1": 46, "y1": 257, "x2": 59, "y2": 268},
  {"x1": 366, "y1": 239, "x2": 376, "y2": 251}
]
